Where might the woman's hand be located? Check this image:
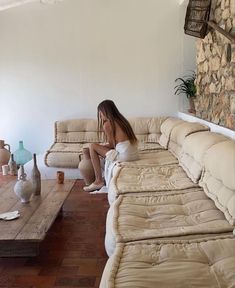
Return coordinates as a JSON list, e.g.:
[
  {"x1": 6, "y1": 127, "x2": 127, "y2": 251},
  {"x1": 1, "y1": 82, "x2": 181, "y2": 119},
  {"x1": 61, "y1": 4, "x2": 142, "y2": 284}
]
[{"x1": 102, "y1": 142, "x2": 115, "y2": 149}]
